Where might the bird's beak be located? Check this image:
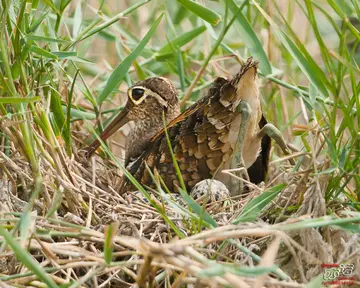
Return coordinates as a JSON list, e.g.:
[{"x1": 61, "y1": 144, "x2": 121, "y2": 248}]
[{"x1": 85, "y1": 106, "x2": 131, "y2": 158}]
